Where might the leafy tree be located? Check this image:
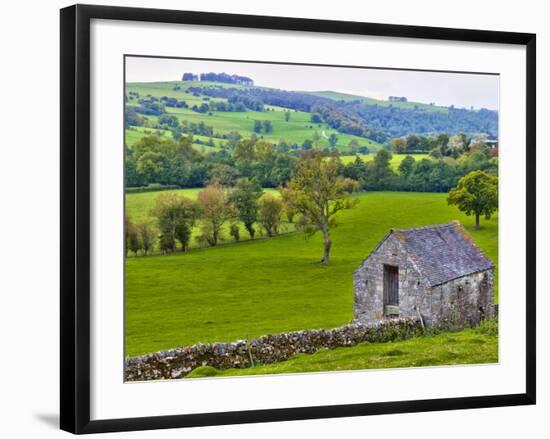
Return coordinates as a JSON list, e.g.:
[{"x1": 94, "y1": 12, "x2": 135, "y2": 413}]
[
  {"x1": 182, "y1": 72, "x2": 198, "y2": 81},
  {"x1": 158, "y1": 114, "x2": 180, "y2": 128},
  {"x1": 131, "y1": 135, "x2": 197, "y2": 187},
  {"x1": 366, "y1": 149, "x2": 396, "y2": 190},
  {"x1": 447, "y1": 170, "x2": 498, "y2": 229},
  {"x1": 391, "y1": 137, "x2": 407, "y2": 154},
  {"x1": 209, "y1": 164, "x2": 239, "y2": 186},
  {"x1": 136, "y1": 151, "x2": 164, "y2": 184},
  {"x1": 125, "y1": 217, "x2": 136, "y2": 256},
  {"x1": 226, "y1": 130, "x2": 242, "y2": 148},
  {"x1": 281, "y1": 153, "x2": 358, "y2": 264},
  {"x1": 234, "y1": 139, "x2": 256, "y2": 162},
  {"x1": 258, "y1": 194, "x2": 283, "y2": 237},
  {"x1": 448, "y1": 133, "x2": 469, "y2": 157},
  {"x1": 312, "y1": 131, "x2": 321, "y2": 148},
  {"x1": 398, "y1": 155, "x2": 415, "y2": 178},
  {"x1": 175, "y1": 221, "x2": 193, "y2": 251},
  {"x1": 229, "y1": 178, "x2": 263, "y2": 239},
  {"x1": 437, "y1": 133, "x2": 450, "y2": 150},
  {"x1": 125, "y1": 145, "x2": 140, "y2": 187},
  {"x1": 348, "y1": 139, "x2": 360, "y2": 153},
  {"x1": 138, "y1": 222, "x2": 156, "y2": 256},
  {"x1": 253, "y1": 120, "x2": 262, "y2": 133},
  {"x1": 254, "y1": 140, "x2": 275, "y2": 162},
  {"x1": 285, "y1": 205, "x2": 297, "y2": 223},
  {"x1": 469, "y1": 142, "x2": 492, "y2": 159},
  {"x1": 328, "y1": 133, "x2": 338, "y2": 148},
  {"x1": 302, "y1": 139, "x2": 313, "y2": 150},
  {"x1": 262, "y1": 120, "x2": 273, "y2": 134},
  {"x1": 152, "y1": 193, "x2": 199, "y2": 252},
  {"x1": 128, "y1": 224, "x2": 141, "y2": 256},
  {"x1": 310, "y1": 113, "x2": 322, "y2": 123},
  {"x1": 159, "y1": 234, "x2": 174, "y2": 254},
  {"x1": 229, "y1": 223, "x2": 240, "y2": 241},
  {"x1": 197, "y1": 183, "x2": 237, "y2": 246},
  {"x1": 276, "y1": 140, "x2": 290, "y2": 153},
  {"x1": 343, "y1": 156, "x2": 367, "y2": 181},
  {"x1": 406, "y1": 135, "x2": 421, "y2": 152}
]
